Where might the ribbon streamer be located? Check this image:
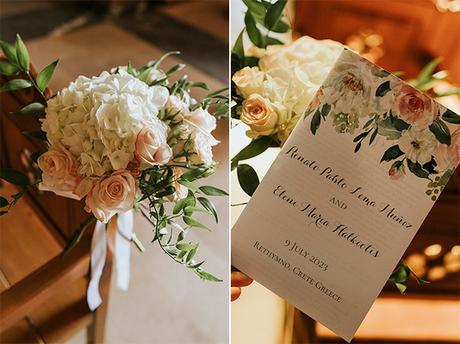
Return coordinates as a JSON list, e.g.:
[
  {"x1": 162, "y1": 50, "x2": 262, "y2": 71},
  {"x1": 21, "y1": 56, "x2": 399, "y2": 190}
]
[{"x1": 87, "y1": 210, "x2": 134, "y2": 311}]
